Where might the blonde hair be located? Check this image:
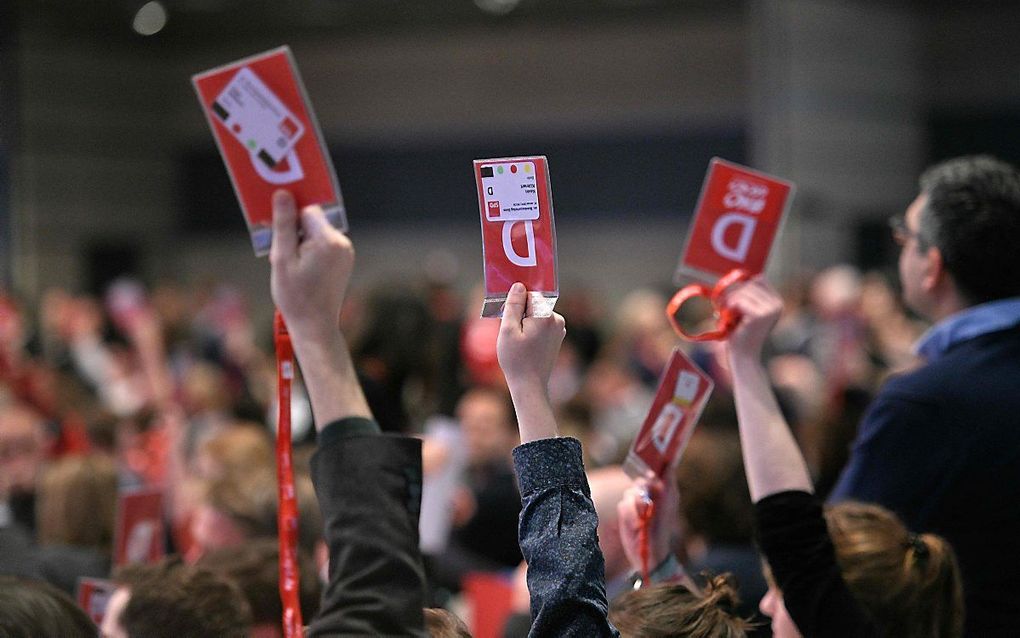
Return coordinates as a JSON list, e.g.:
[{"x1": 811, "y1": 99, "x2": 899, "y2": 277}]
[
  {"x1": 36, "y1": 454, "x2": 118, "y2": 552},
  {"x1": 825, "y1": 502, "x2": 964, "y2": 638}
]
